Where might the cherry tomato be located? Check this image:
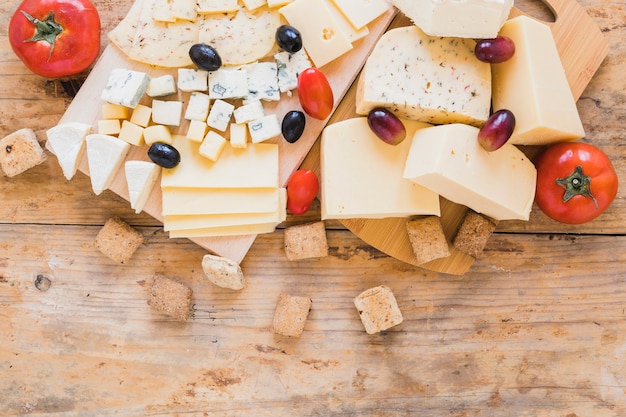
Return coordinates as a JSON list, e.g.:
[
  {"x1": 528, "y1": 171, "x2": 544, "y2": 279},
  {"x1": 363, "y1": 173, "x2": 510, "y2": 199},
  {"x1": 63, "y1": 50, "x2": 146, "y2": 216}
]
[
  {"x1": 8, "y1": 0, "x2": 101, "y2": 78},
  {"x1": 297, "y1": 68, "x2": 334, "y2": 120},
  {"x1": 286, "y1": 169, "x2": 319, "y2": 215},
  {"x1": 534, "y1": 142, "x2": 618, "y2": 224}
]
